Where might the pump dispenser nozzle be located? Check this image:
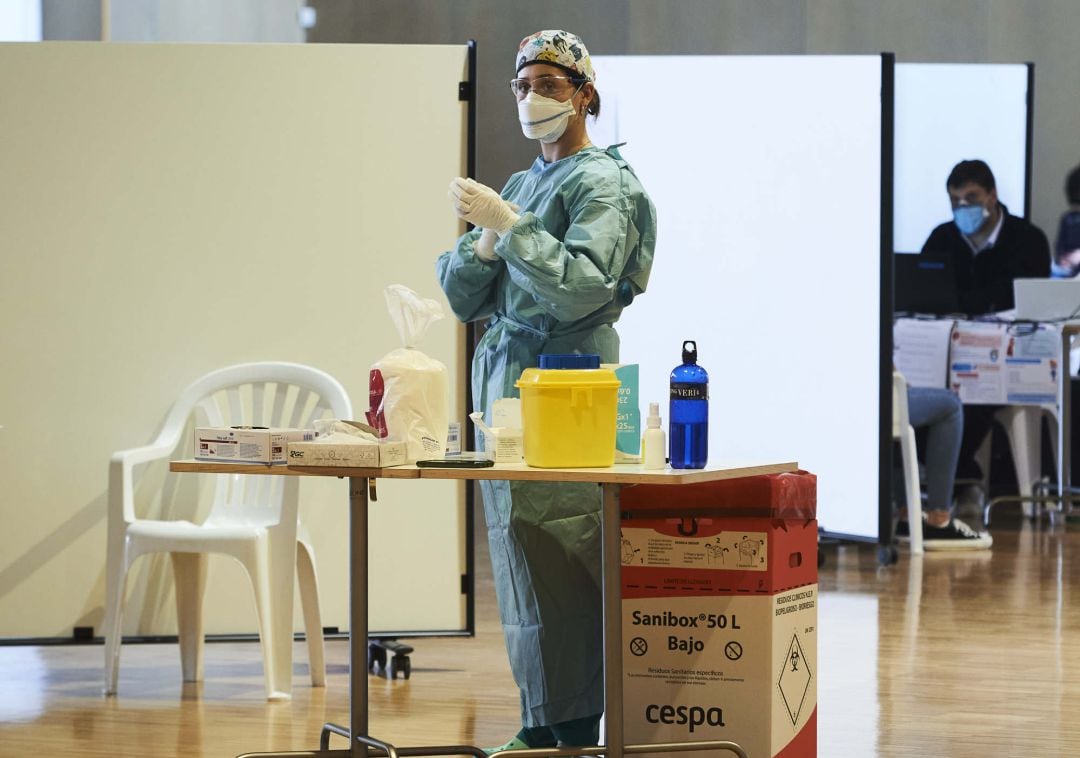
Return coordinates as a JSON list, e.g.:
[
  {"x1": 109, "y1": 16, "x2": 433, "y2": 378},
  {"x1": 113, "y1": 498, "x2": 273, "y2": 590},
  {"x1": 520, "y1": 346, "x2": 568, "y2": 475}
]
[{"x1": 647, "y1": 402, "x2": 661, "y2": 429}]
